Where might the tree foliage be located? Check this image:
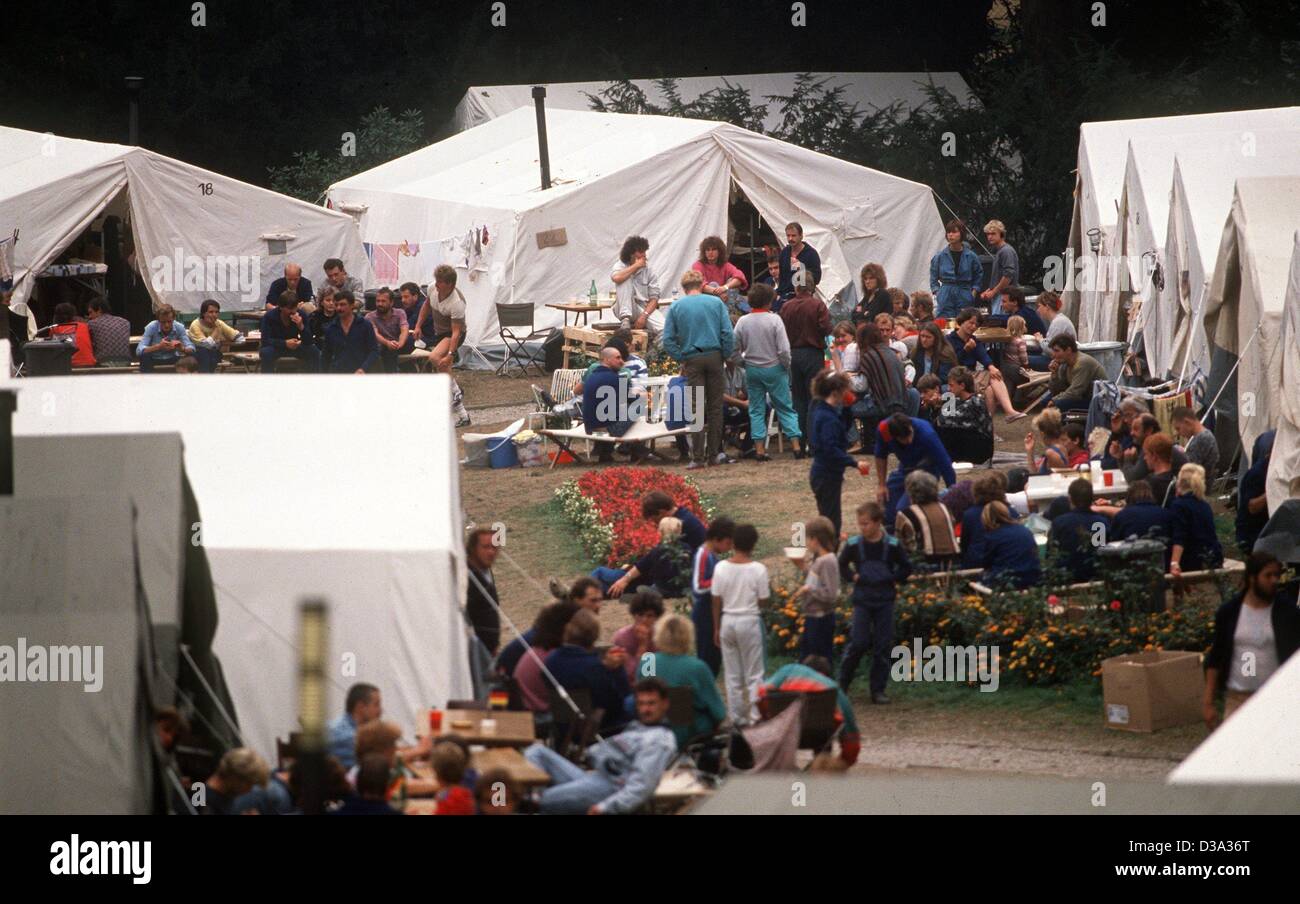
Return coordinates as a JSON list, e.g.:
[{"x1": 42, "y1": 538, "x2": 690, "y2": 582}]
[{"x1": 267, "y1": 107, "x2": 425, "y2": 203}]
